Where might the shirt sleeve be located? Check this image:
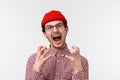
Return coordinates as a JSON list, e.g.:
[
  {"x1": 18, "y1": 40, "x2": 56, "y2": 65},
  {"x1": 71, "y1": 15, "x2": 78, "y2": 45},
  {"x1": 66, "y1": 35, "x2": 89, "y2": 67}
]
[
  {"x1": 72, "y1": 71, "x2": 84, "y2": 80},
  {"x1": 72, "y1": 56, "x2": 89, "y2": 80},
  {"x1": 25, "y1": 54, "x2": 45, "y2": 80}
]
